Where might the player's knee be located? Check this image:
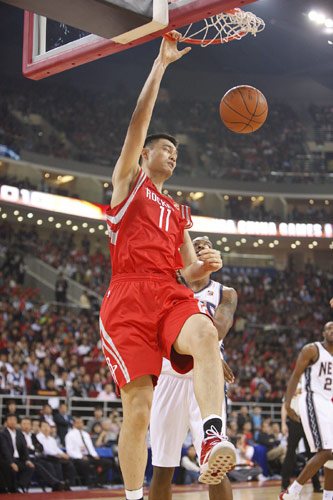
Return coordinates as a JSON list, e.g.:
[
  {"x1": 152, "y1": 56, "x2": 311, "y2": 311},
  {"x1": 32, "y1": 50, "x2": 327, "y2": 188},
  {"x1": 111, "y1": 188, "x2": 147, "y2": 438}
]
[
  {"x1": 126, "y1": 399, "x2": 152, "y2": 430},
  {"x1": 152, "y1": 466, "x2": 174, "y2": 486},
  {"x1": 191, "y1": 318, "x2": 218, "y2": 350}
]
